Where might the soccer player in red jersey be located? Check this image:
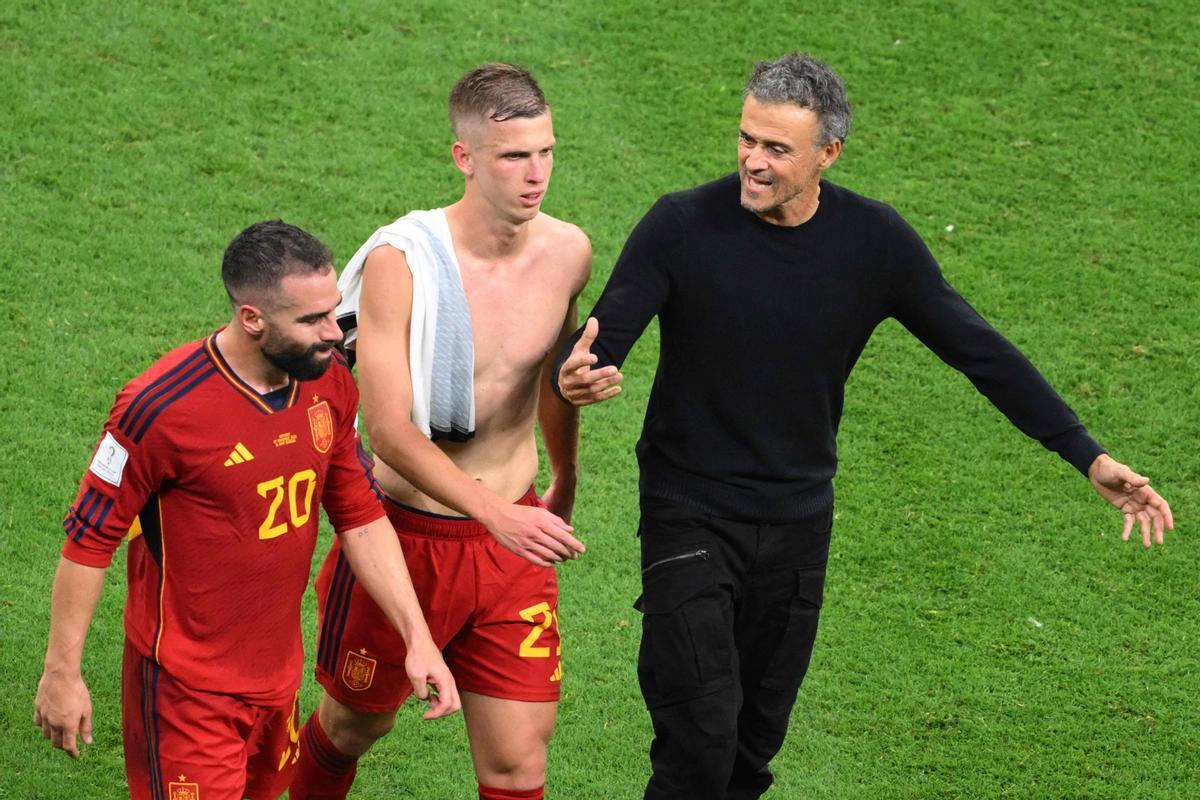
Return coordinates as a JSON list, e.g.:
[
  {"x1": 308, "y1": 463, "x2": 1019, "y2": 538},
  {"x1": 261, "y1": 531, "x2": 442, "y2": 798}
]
[
  {"x1": 34, "y1": 220, "x2": 459, "y2": 800},
  {"x1": 290, "y1": 65, "x2": 590, "y2": 800}
]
